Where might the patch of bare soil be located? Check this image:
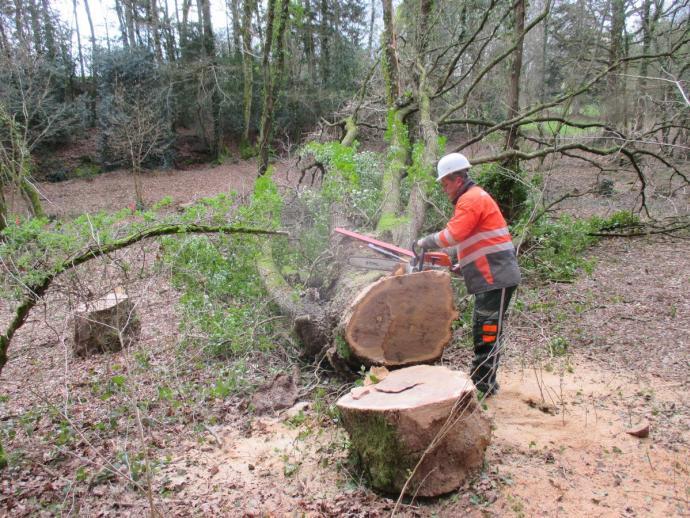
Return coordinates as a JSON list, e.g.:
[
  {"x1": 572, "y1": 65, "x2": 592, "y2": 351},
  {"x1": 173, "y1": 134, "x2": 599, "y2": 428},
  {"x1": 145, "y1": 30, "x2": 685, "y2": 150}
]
[
  {"x1": 1, "y1": 159, "x2": 688, "y2": 516},
  {"x1": 35, "y1": 162, "x2": 257, "y2": 218},
  {"x1": 15, "y1": 158, "x2": 303, "y2": 219},
  {"x1": 480, "y1": 364, "x2": 687, "y2": 517}
]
